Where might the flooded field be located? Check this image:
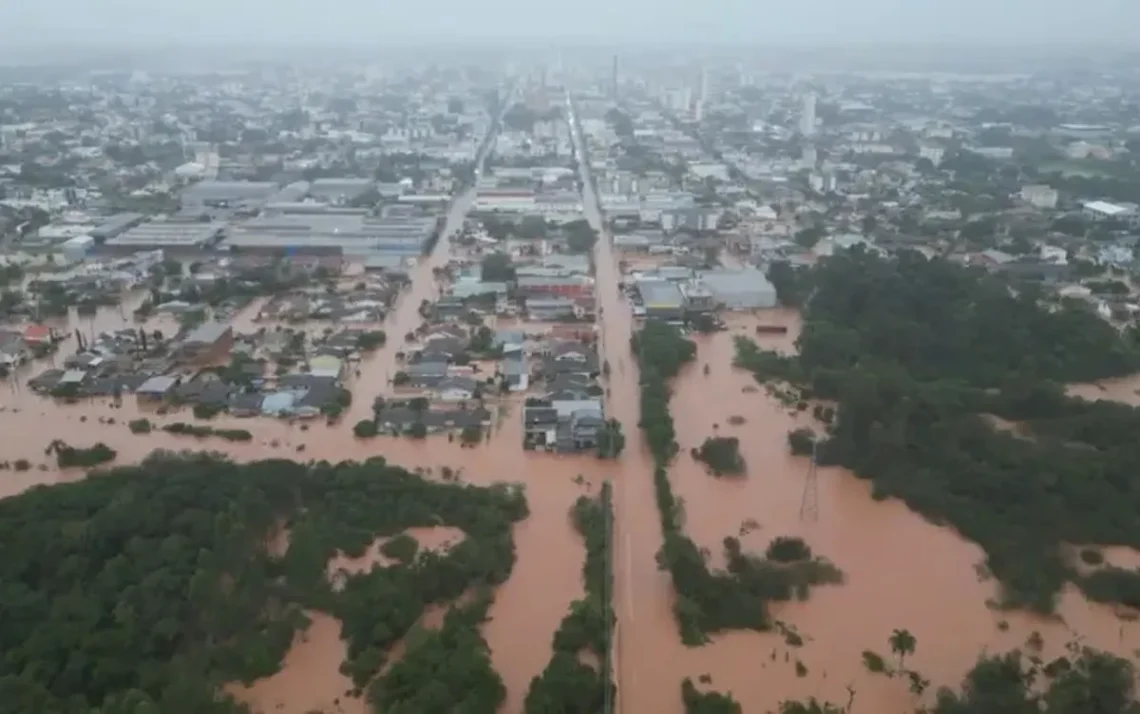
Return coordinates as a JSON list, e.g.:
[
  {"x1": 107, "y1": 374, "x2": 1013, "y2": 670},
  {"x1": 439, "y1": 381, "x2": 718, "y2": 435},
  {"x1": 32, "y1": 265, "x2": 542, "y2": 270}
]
[{"x1": 573, "y1": 146, "x2": 1140, "y2": 713}]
